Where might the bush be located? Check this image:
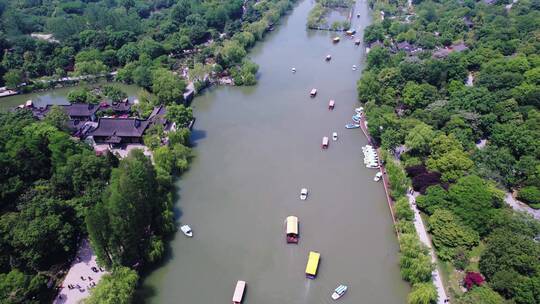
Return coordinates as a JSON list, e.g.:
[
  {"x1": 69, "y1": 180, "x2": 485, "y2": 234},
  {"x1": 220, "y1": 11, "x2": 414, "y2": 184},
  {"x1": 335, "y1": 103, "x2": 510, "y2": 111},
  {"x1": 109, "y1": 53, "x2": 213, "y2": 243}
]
[
  {"x1": 464, "y1": 272, "x2": 485, "y2": 290},
  {"x1": 517, "y1": 186, "x2": 540, "y2": 206}
]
